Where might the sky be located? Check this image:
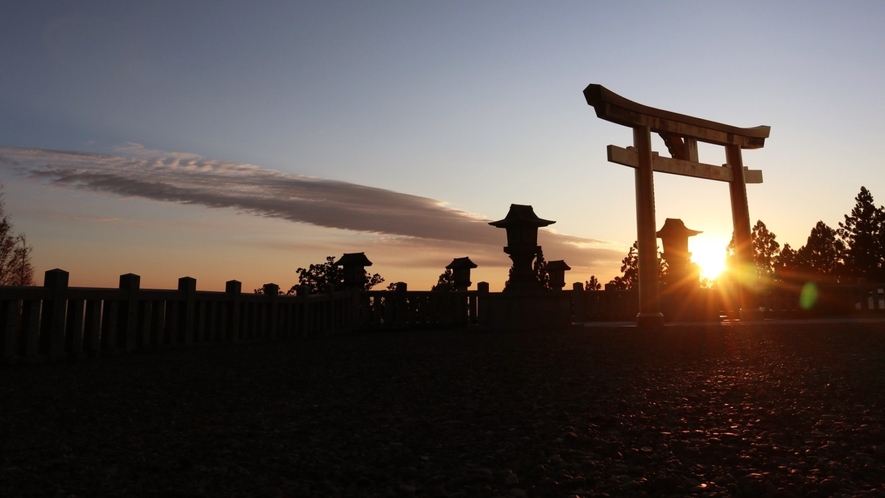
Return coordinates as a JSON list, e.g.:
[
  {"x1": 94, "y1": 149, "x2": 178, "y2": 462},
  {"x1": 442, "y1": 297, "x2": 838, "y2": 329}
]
[{"x1": 2, "y1": 1, "x2": 885, "y2": 291}]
